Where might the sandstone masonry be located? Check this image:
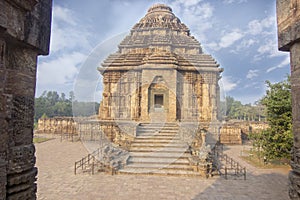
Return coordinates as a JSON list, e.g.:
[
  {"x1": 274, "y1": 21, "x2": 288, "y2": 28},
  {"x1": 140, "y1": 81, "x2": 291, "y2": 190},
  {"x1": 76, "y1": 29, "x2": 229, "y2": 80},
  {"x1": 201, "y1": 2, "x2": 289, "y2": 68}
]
[
  {"x1": 98, "y1": 4, "x2": 223, "y2": 123},
  {"x1": 0, "y1": 1, "x2": 52, "y2": 199},
  {"x1": 276, "y1": 0, "x2": 300, "y2": 199}
]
